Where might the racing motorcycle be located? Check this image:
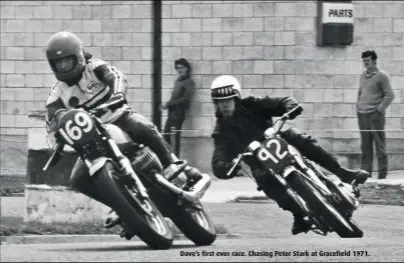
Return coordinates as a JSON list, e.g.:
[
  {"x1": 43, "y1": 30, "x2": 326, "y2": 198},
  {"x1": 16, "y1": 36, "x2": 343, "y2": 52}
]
[
  {"x1": 43, "y1": 98, "x2": 216, "y2": 249},
  {"x1": 227, "y1": 105, "x2": 364, "y2": 238}
]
